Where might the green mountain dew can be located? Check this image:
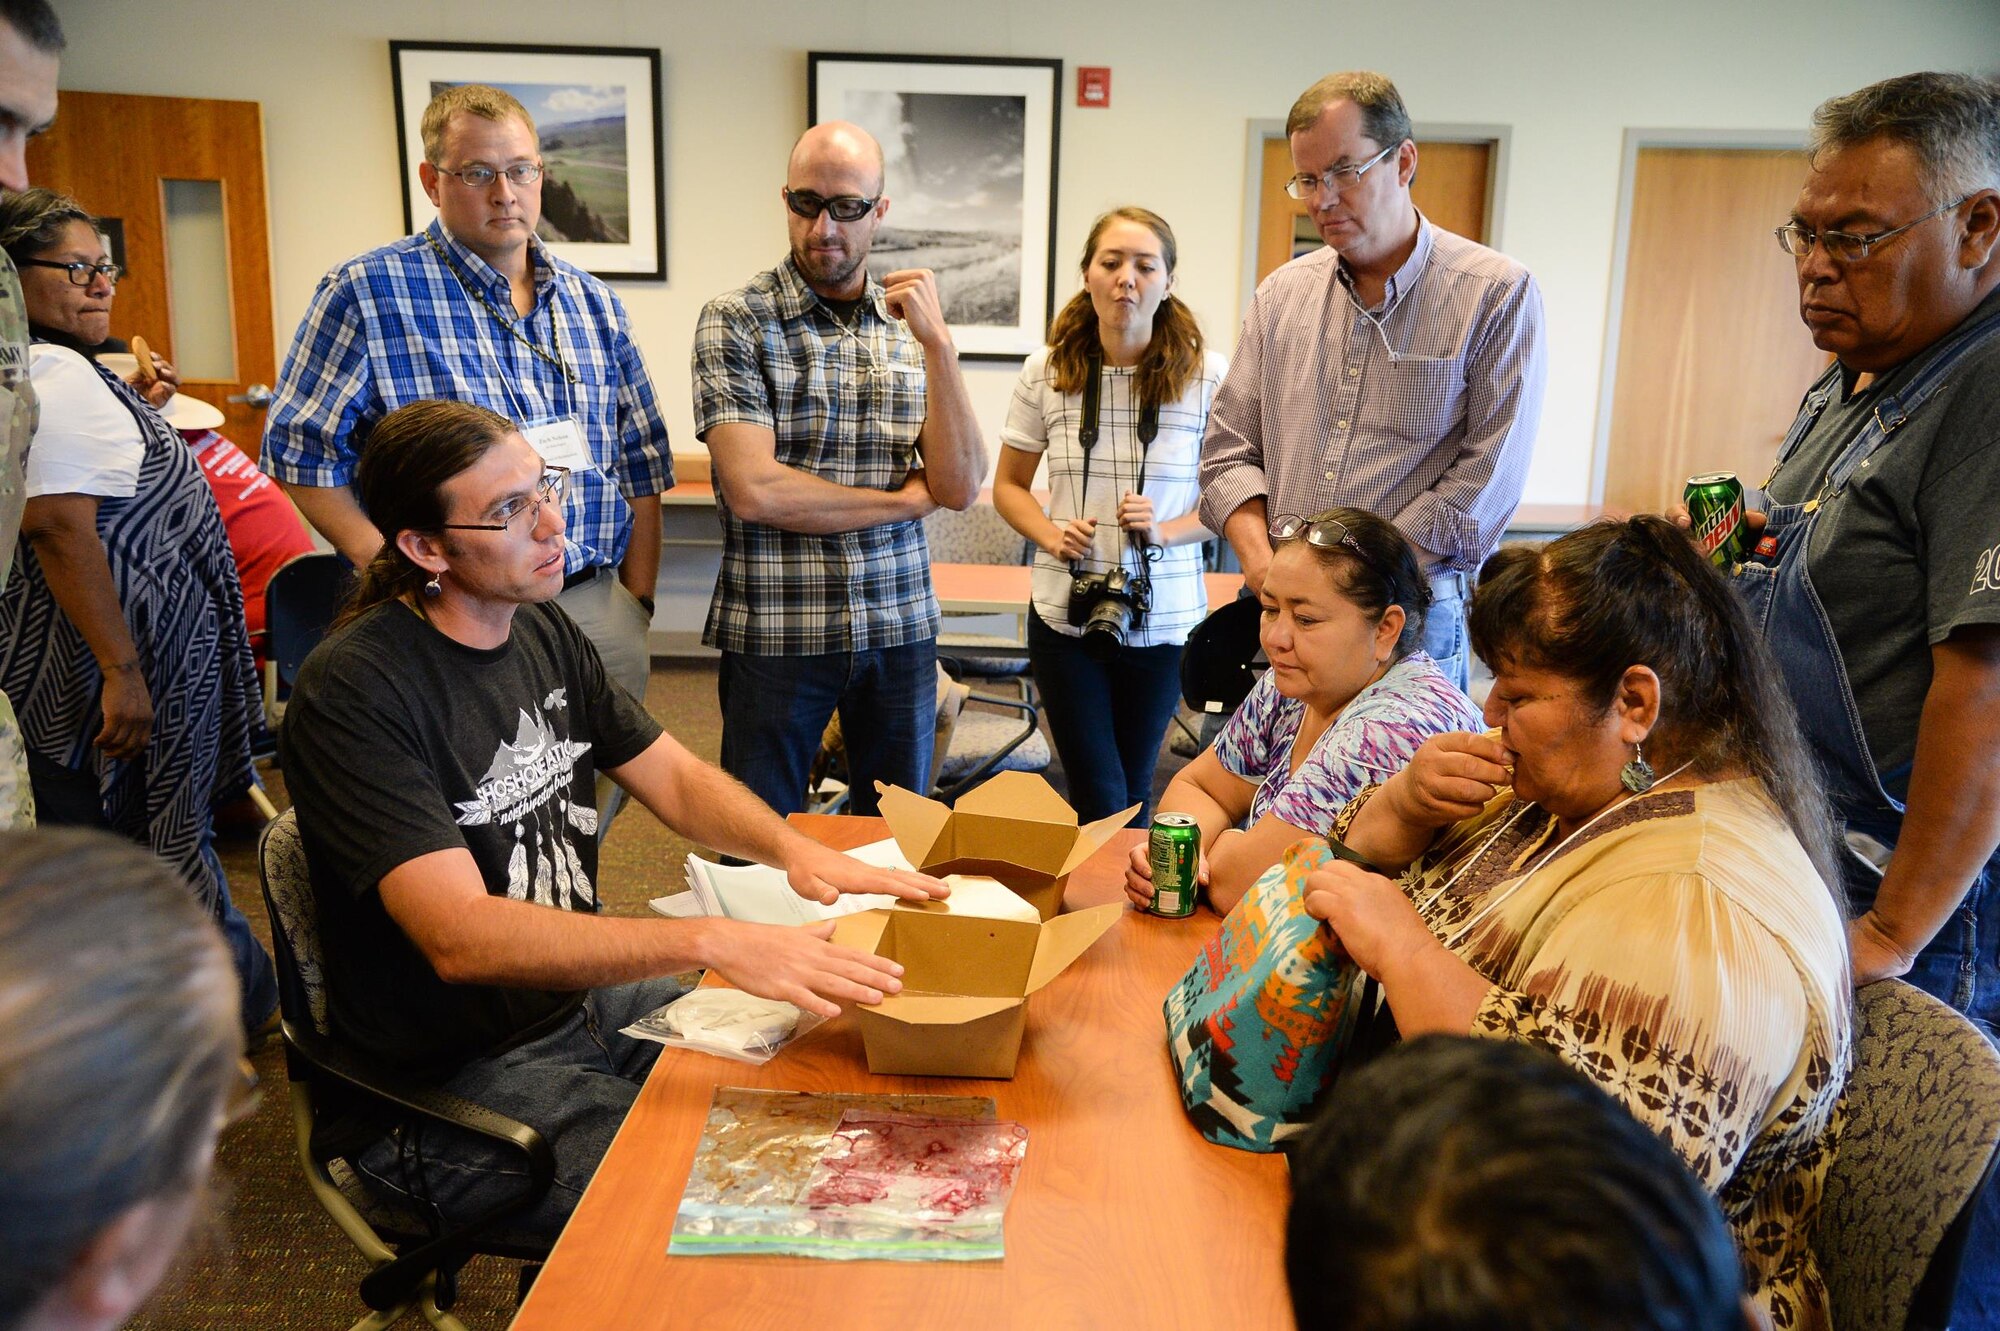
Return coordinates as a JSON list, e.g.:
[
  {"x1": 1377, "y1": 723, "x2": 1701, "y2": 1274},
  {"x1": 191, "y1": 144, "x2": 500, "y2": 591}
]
[
  {"x1": 1685, "y1": 472, "x2": 1748, "y2": 568},
  {"x1": 1148, "y1": 814, "x2": 1201, "y2": 918}
]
